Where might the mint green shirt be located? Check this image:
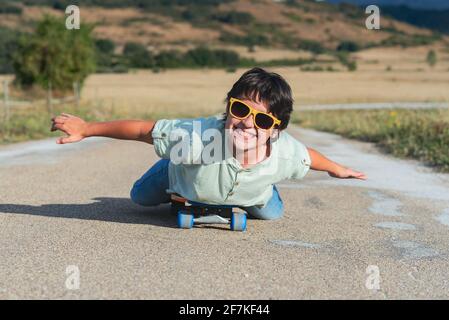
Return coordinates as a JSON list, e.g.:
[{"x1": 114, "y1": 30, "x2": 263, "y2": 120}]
[{"x1": 151, "y1": 114, "x2": 311, "y2": 207}]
